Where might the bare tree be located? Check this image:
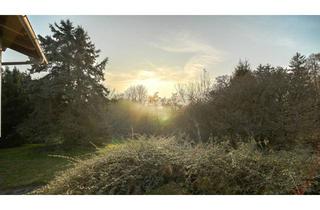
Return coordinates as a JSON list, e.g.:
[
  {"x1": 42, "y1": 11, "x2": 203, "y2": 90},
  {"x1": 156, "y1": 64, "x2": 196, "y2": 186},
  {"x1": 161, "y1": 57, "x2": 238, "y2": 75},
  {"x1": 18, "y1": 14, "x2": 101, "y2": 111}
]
[
  {"x1": 175, "y1": 69, "x2": 213, "y2": 104},
  {"x1": 124, "y1": 84, "x2": 148, "y2": 103}
]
